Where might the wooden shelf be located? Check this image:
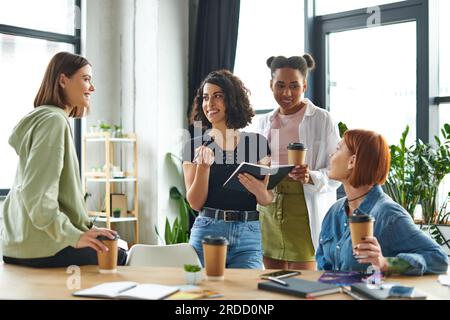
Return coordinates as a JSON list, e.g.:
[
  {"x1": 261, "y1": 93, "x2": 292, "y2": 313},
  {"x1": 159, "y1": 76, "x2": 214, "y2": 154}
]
[
  {"x1": 82, "y1": 132, "x2": 139, "y2": 244},
  {"x1": 86, "y1": 177, "x2": 137, "y2": 182},
  {"x1": 86, "y1": 137, "x2": 137, "y2": 143},
  {"x1": 85, "y1": 132, "x2": 137, "y2": 142}
]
